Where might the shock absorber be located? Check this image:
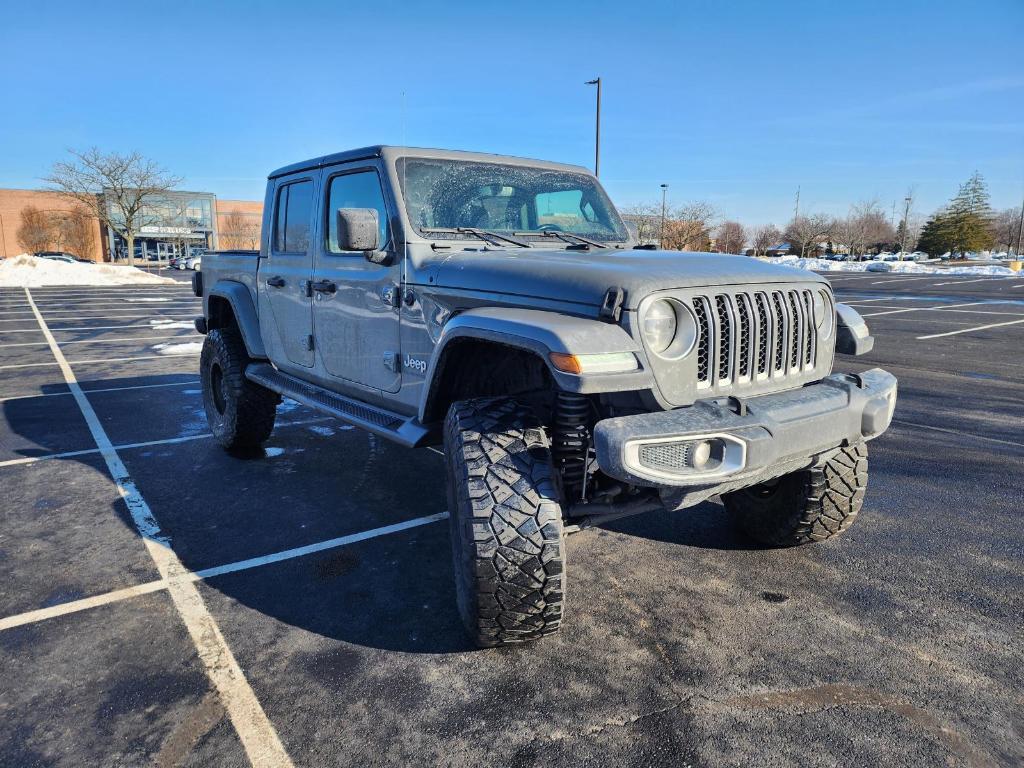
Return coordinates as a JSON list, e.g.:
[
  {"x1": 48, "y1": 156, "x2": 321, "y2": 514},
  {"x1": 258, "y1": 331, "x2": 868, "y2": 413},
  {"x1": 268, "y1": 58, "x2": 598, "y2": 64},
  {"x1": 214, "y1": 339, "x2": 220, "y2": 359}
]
[{"x1": 552, "y1": 392, "x2": 590, "y2": 502}]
